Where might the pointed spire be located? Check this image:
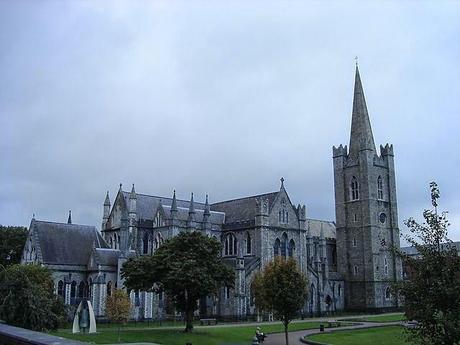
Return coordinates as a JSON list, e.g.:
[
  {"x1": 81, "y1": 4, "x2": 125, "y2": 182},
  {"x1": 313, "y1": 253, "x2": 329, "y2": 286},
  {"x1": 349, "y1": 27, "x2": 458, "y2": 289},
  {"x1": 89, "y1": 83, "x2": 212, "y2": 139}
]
[
  {"x1": 349, "y1": 65, "x2": 376, "y2": 157},
  {"x1": 130, "y1": 183, "x2": 137, "y2": 199},
  {"x1": 171, "y1": 190, "x2": 178, "y2": 212},
  {"x1": 67, "y1": 210, "x2": 72, "y2": 224},
  {"x1": 188, "y1": 193, "x2": 195, "y2": 214},
  {"x1": 104, "y1": 191, "x2": 111, "y2": 206},
  {"x1": 119, "y1": 183, "x2": 123, "y2": 192},
  {"x1": 204, "y1": 194, "x2": 210, "y2": 216},
  {"x1": 280, "y1": 177, "x2": 285, "y2": 190}
]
